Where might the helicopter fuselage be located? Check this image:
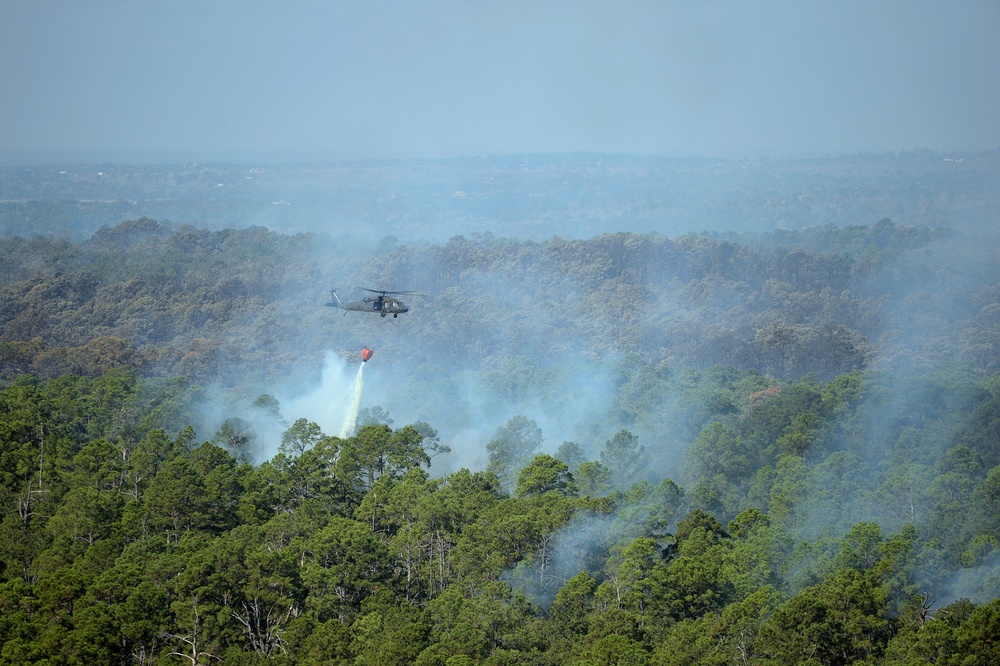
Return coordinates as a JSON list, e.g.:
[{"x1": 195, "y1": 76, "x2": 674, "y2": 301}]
[{"x1": 325, "y1": 290, "x2": 409, "y2": 317}]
